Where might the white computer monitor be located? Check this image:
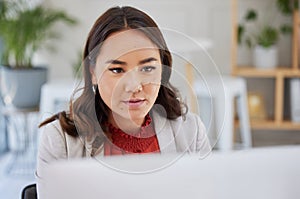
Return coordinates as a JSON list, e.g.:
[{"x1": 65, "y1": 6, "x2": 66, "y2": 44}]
[{"x1": 41, "y1": 146, "x2": 300, "y2": 199}]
